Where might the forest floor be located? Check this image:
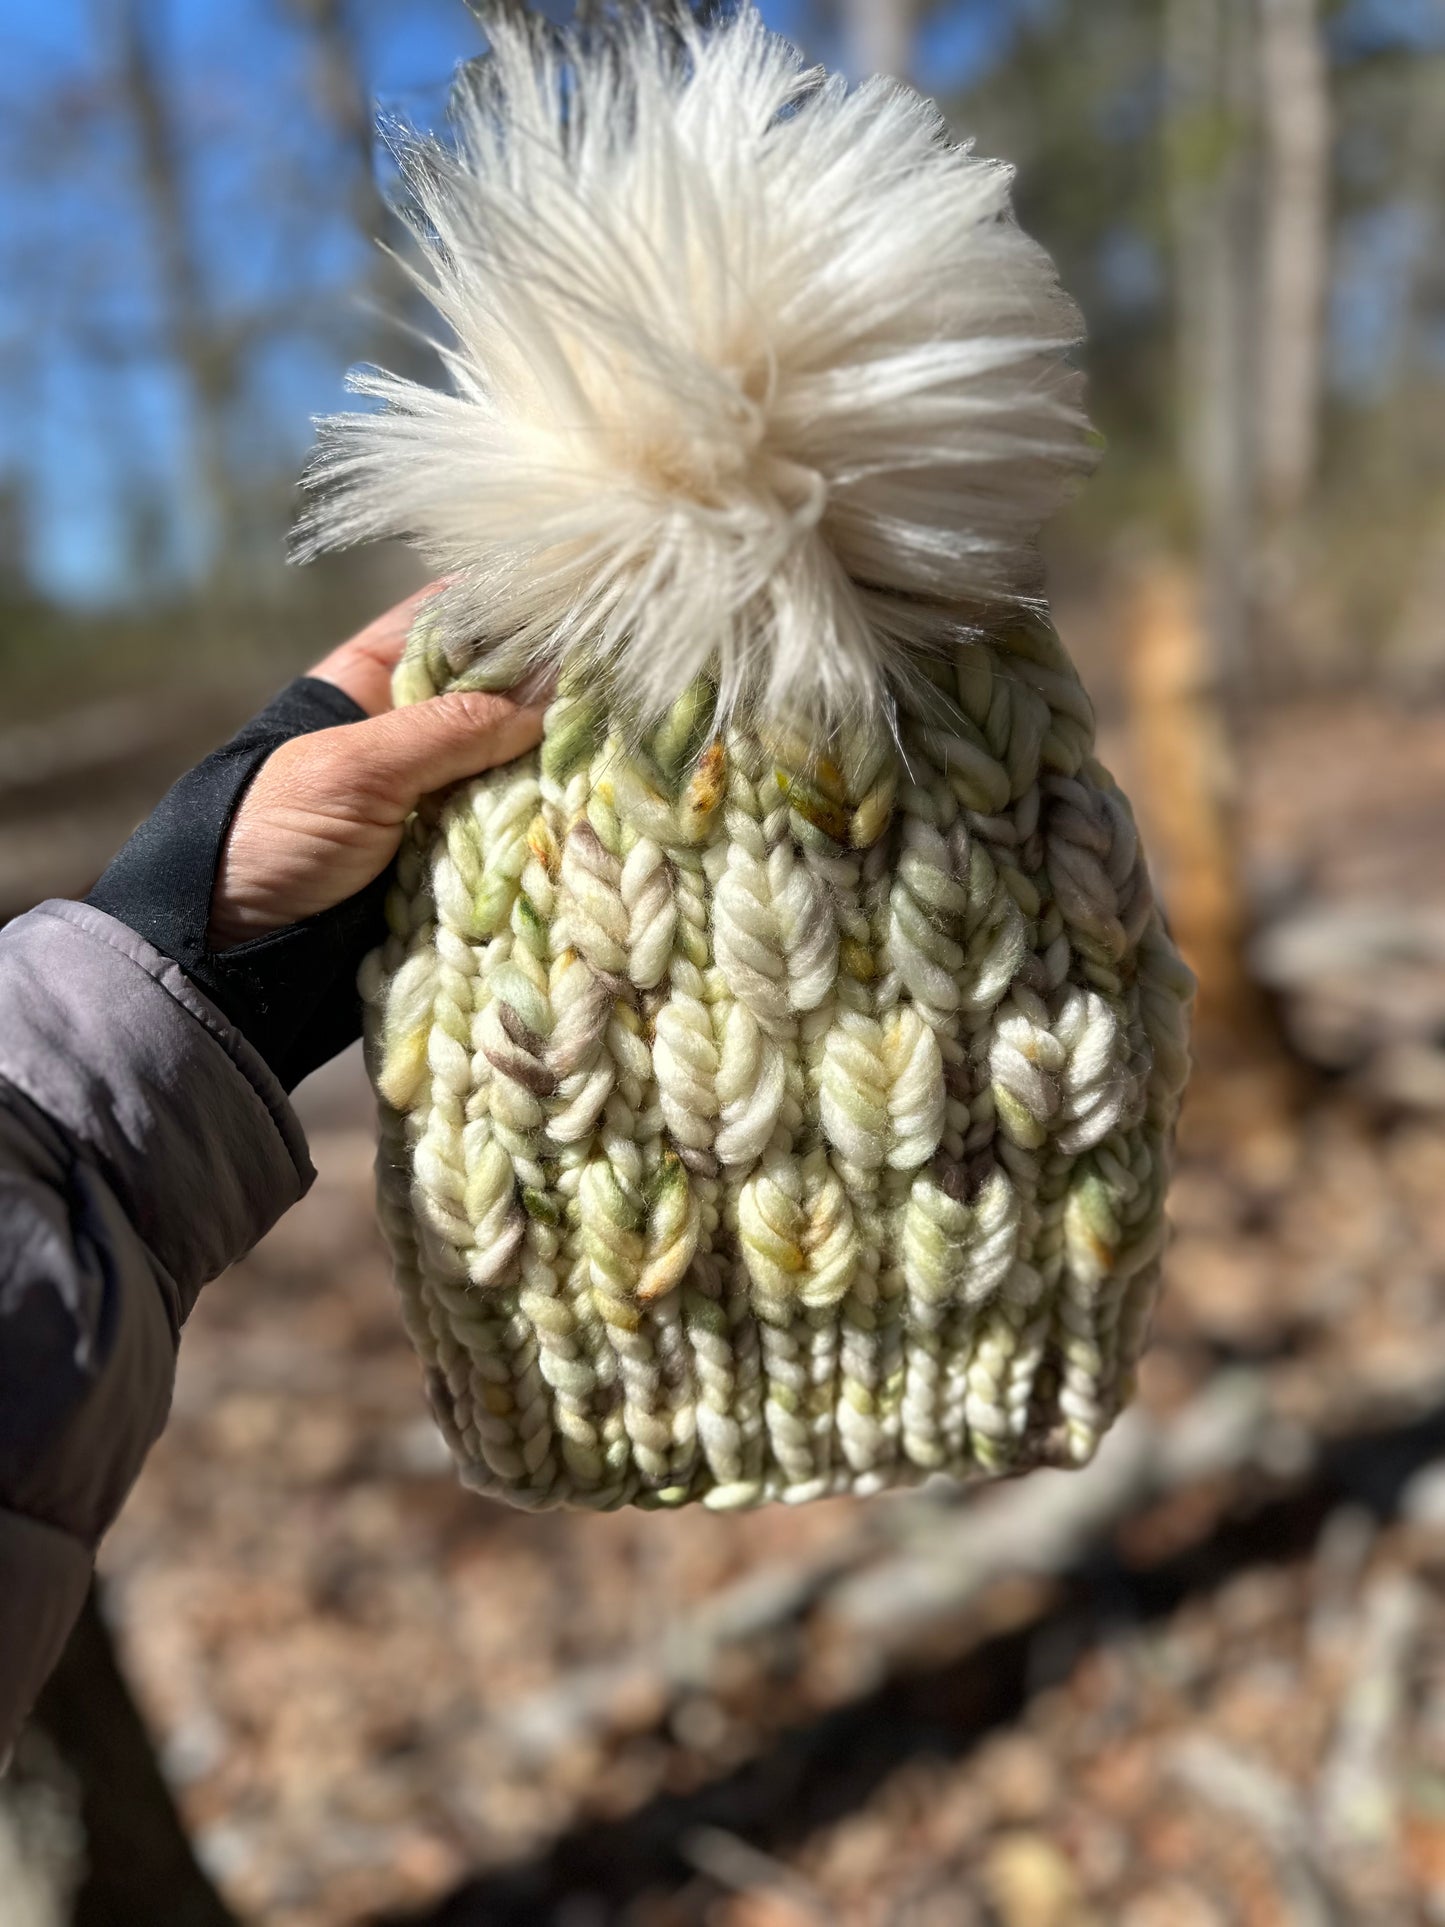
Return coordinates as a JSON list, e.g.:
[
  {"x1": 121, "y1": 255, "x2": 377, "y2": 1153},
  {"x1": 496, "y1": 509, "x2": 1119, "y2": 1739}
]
[
  {"x1": 94, "y1": 1048, "x2": 1445, "y2": 1927},
  {"x1": 89, "y1": 690, "x2": 1445, "y2": 1927}
]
